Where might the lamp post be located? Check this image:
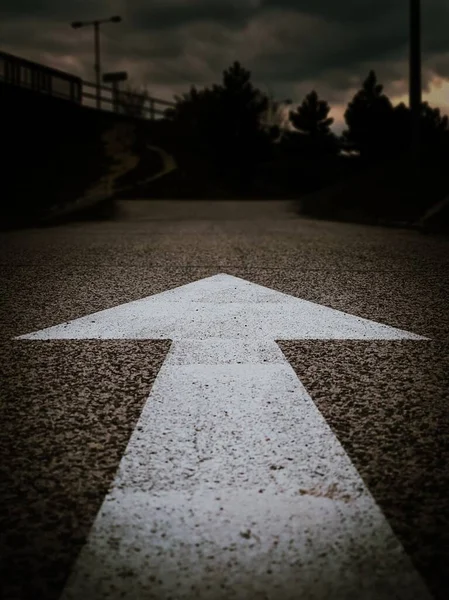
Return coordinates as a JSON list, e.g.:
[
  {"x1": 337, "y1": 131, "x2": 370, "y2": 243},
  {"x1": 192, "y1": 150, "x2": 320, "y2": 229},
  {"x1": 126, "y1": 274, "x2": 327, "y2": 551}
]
[
  {"x1": 409, "y1": 0, "x2": 421, "y2": 165},
  {"x1": 71, "y1": 15, "x2": 122, "y2": 110}
]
